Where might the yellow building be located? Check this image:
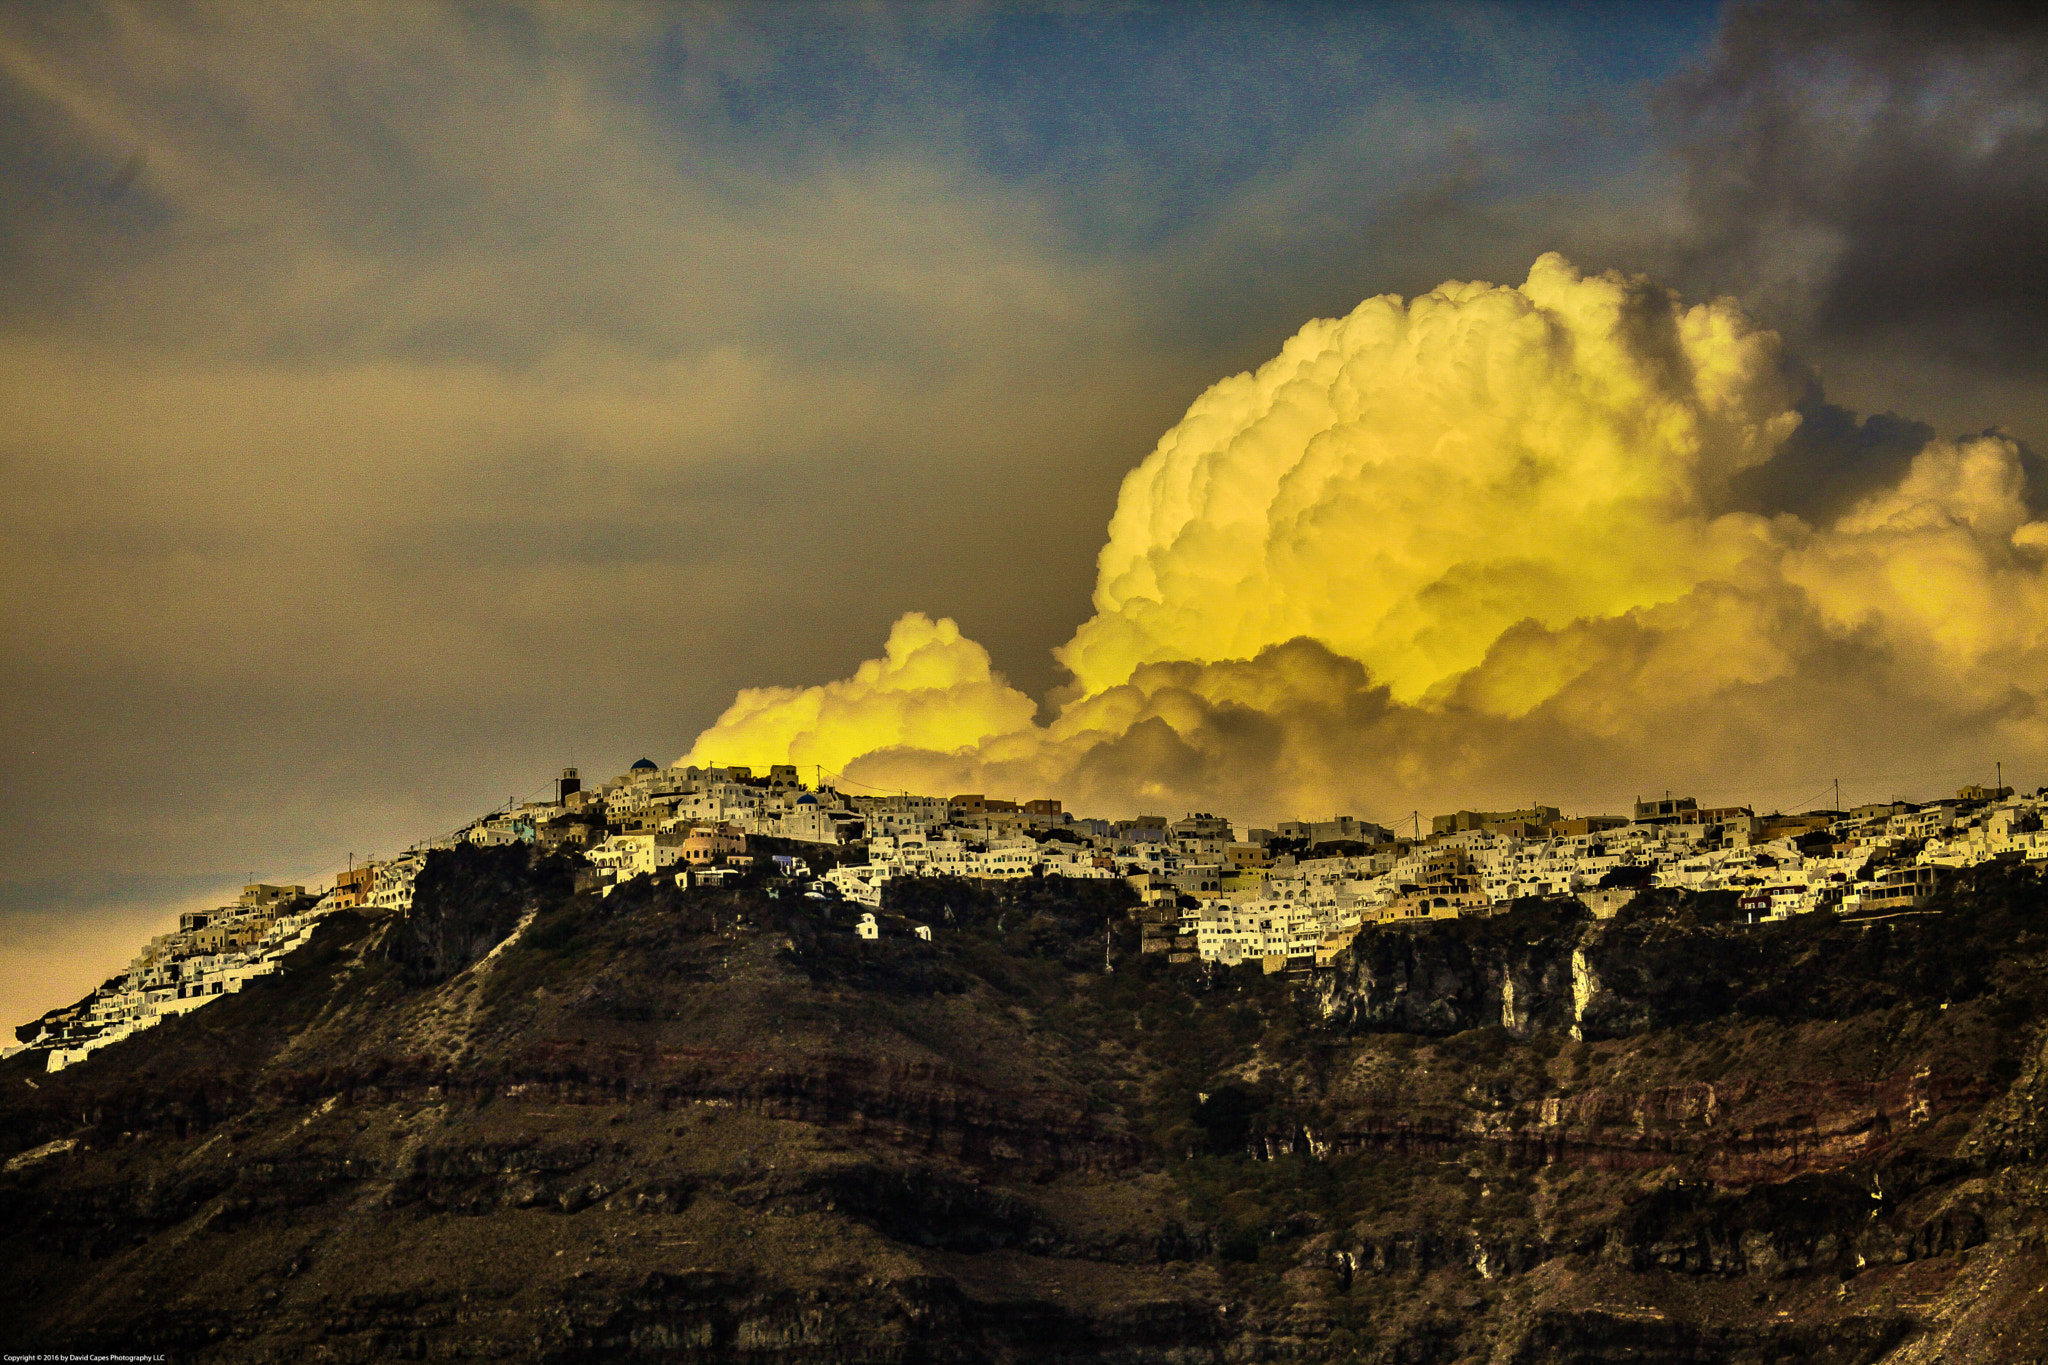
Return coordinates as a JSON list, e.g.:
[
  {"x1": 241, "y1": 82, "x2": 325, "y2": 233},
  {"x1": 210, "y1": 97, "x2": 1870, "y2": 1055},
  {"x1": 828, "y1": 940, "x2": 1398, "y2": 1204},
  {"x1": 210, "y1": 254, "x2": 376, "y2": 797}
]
[
  {"x1": 682, "y1": 823, "x2": 747, "y2": 866},
  {"x1": 1314, "y1": 925, "x2": 1360, "y2": 966},
  {"x1": 332, "y1": 864, "x2": 376, "y2": 909},
  {"x1": 1220, "y1": 869, "x2": 1268, "y2": 898}
]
